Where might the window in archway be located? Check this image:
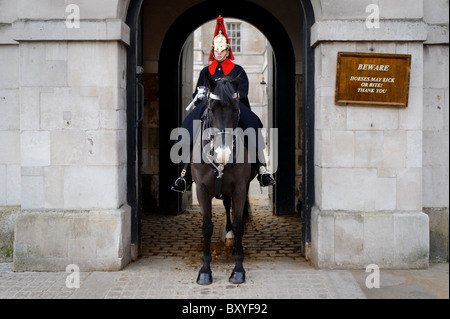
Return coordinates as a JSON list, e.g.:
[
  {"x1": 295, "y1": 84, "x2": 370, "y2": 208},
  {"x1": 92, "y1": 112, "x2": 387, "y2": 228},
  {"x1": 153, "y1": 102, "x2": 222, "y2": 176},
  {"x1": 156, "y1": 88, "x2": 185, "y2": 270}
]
[{"x1": 226, "y1": 22, "x2": 241, "y2": 53}]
